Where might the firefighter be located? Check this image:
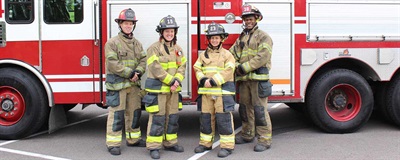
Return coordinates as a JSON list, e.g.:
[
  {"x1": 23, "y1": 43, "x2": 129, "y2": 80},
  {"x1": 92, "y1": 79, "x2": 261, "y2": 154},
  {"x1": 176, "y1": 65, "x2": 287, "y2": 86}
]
[
  {"x1": 142, "y1": 15, "x2": 187, "y2": 159},
  {"x1": 193, "y1": 22, "x2": 236, "y2": 158},
  {"x1": 104, "y1": 8, "x2": 147, "y2": 155},
  {"x1": 229, "y1": 4, "x2": 274, "y2": 152}
]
